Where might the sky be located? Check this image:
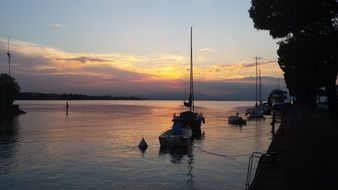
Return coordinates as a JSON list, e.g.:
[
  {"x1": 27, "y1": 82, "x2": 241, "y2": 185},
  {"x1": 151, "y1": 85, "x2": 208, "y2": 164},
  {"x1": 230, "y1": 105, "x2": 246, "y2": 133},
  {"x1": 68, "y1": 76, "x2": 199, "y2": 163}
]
[{"x1": 0, "y1": 0, "x2": 286, "y2": 99}]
